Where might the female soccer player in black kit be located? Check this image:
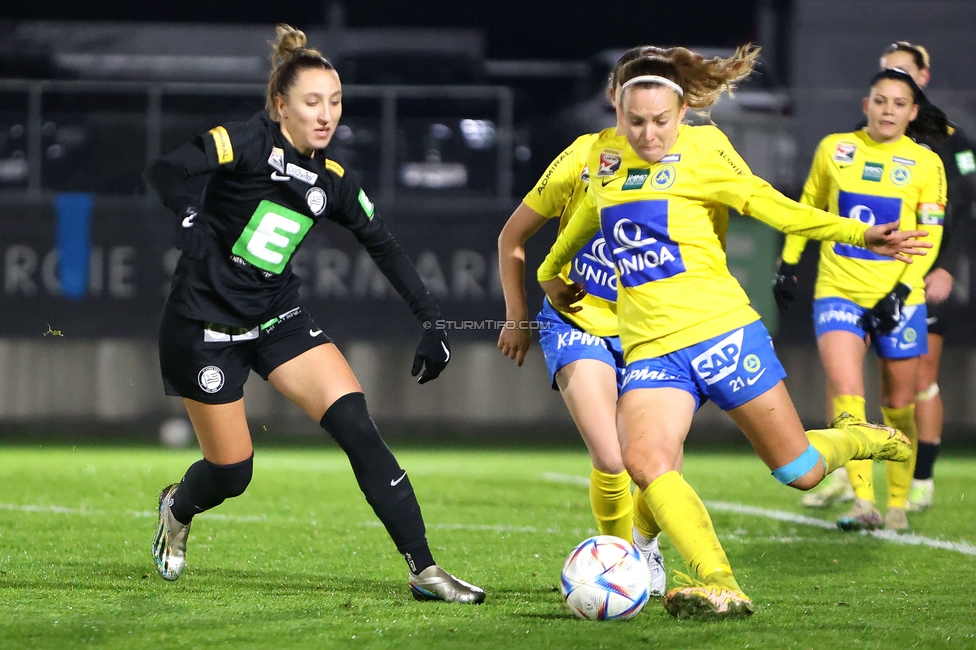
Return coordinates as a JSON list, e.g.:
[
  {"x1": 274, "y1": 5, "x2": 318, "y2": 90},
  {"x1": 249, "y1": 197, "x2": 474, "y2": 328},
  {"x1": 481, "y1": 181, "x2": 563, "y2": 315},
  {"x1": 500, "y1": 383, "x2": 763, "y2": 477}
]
[{"x1": 143, "y1": 24, "x2": 484, "y2": 604}]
